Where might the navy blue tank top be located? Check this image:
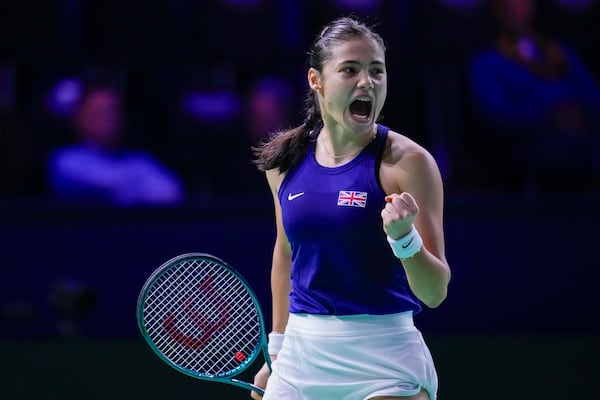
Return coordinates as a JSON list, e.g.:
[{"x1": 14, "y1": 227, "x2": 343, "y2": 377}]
[{"x1": 278, "y1": 124, "x2": 422, "y2": 315}]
